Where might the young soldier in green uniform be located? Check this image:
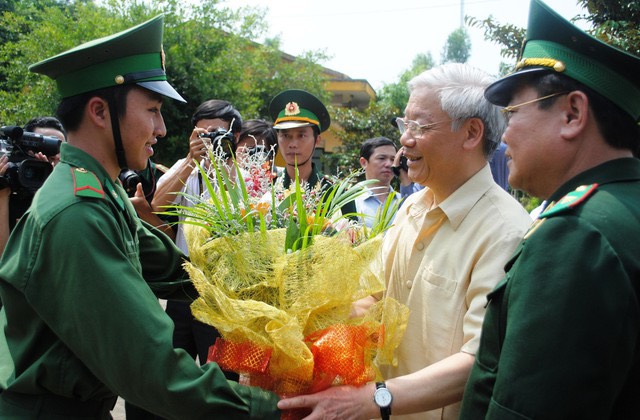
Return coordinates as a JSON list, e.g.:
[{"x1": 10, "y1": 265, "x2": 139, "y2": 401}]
[
  {"x1": 460, "y1": 0, "x2": 640, "y2": 418},
  {"x1": 0, "y1": 15, "x2": 280, "y2": 419},
  {"x1": 269, "y1": 89, "x2": 356, "y2": 216}
]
